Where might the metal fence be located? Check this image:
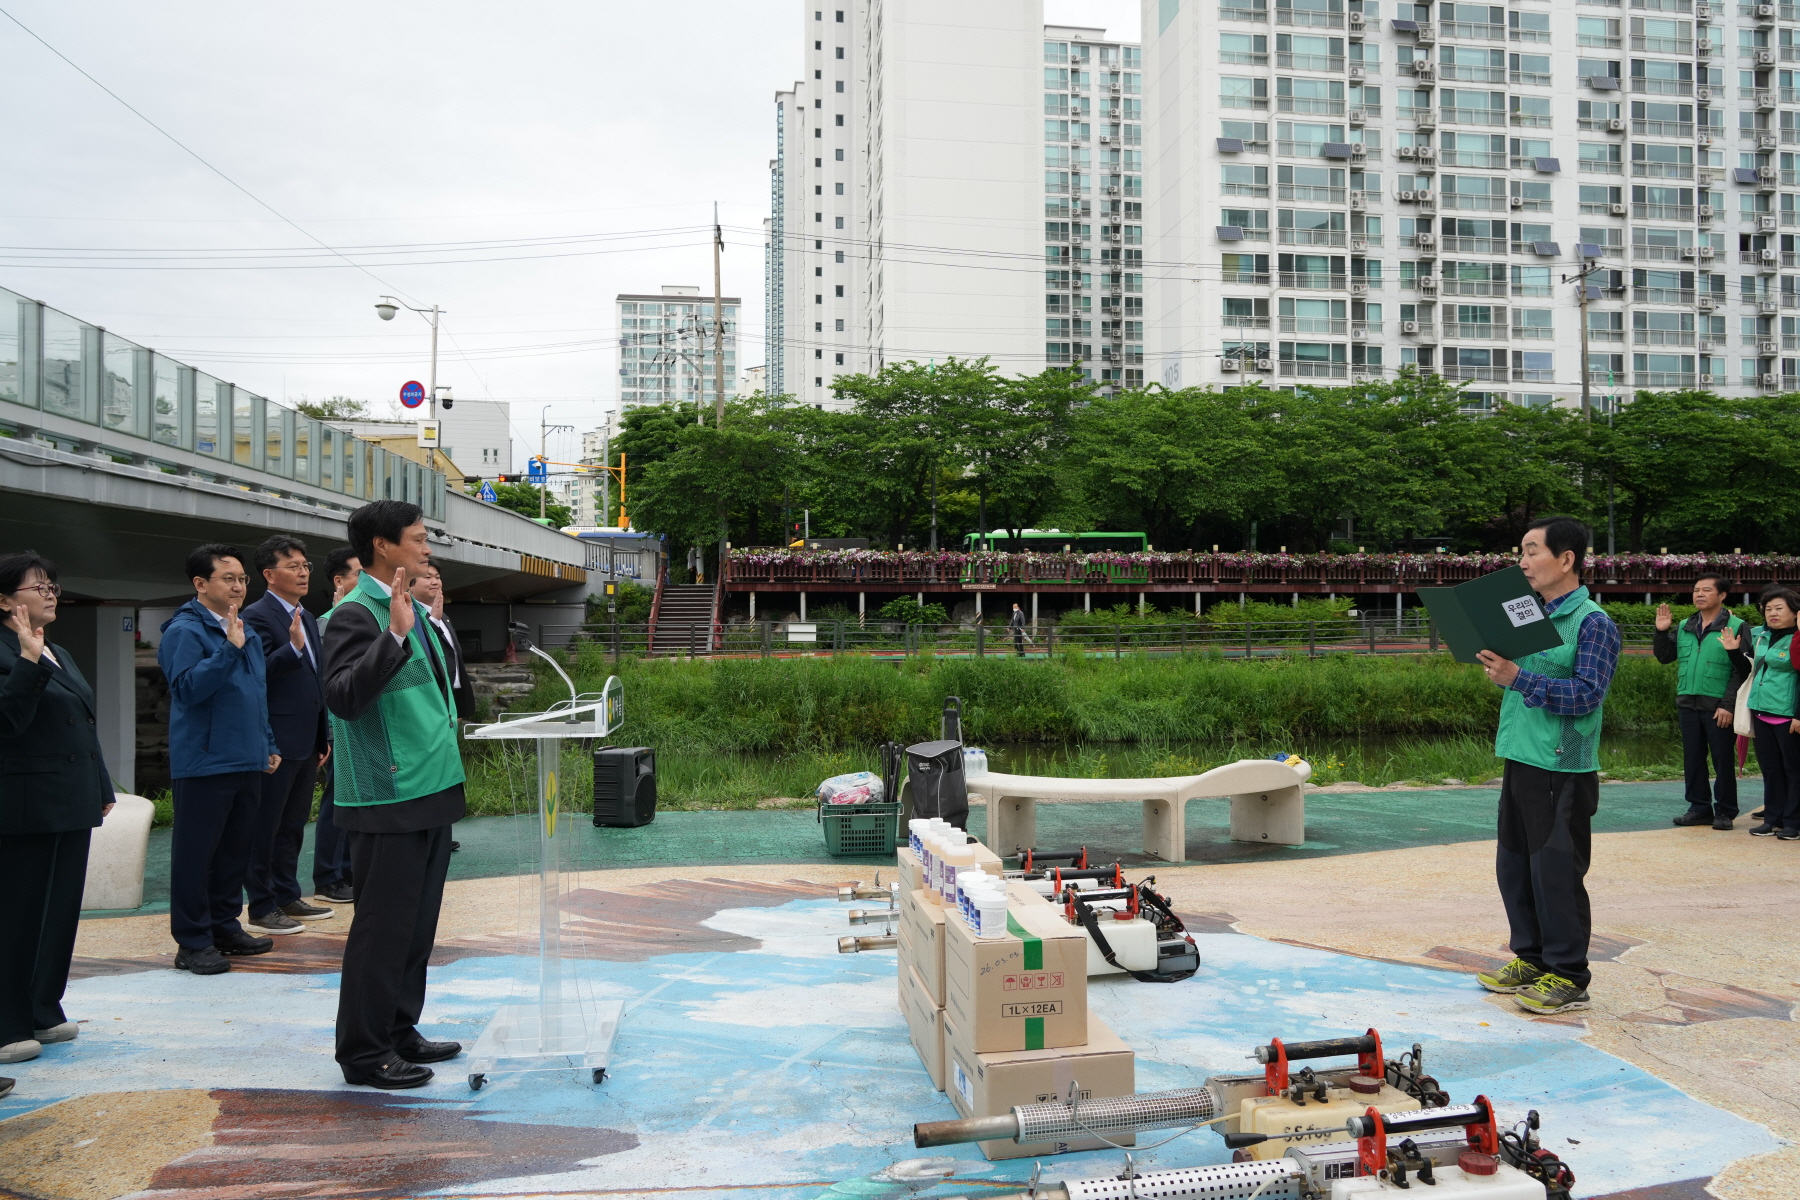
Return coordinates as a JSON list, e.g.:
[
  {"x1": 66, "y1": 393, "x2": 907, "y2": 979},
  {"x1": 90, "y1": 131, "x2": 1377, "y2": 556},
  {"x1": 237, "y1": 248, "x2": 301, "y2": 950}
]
[{"x1": 539, "y1": 617, "x2": 1670, "y2": 660}]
